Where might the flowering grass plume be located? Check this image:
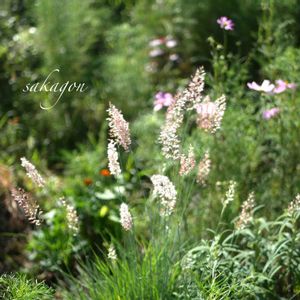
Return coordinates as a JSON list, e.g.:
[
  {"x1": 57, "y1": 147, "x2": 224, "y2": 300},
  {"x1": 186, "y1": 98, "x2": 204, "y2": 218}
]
[
  {"x1": 159, "y1": 68, "x2": 205, "y2": 160},
  {"x1": 59, "y1": 198, "x2": 79, "y2": 234},
  {"x1": 217, "y1": 16, "x2": 234, "y2": 31},
  {"x1": 107, "y1": 244, "x2": 117, "y2": 261},
  {"x1": 11, "y1": 187, "x2": 42, "y2": 226},
  {"x1": 107, "y1": 103, "x2": 131, "y2": 151},
  {"x1": 107, "y1": 140, "x2": 121, "y2": 176},
  {"x1": 150, "y1": 174, "x2": 177, "y2": 216},
  {"x1": 179, "y1": 145, "x2": 196, "y2": 176},
  {"x1": 183, "y1": 67, "x2": 205, "y2": 110},
  {"x1": 236, "y1": 192, "x2": 255, "y2": 229},
  {"x1": 222, "y1": 180, "x2": 237, "y2": 208},
  {"x1": 196, "y1": 95, "x2": 226, "y2": 133},
  {"x1": 20, "y1": 157, "x2": 45, "y2": 187},
  {"x1": 196, "y1": 151, "x2": 211, "y2": 185},
  {"x1": 287, "y1": 194, "x2": 300, "y2": 215},
  {"x1": 120, "y1": 203, "x2": 133, "y2": 231}
]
